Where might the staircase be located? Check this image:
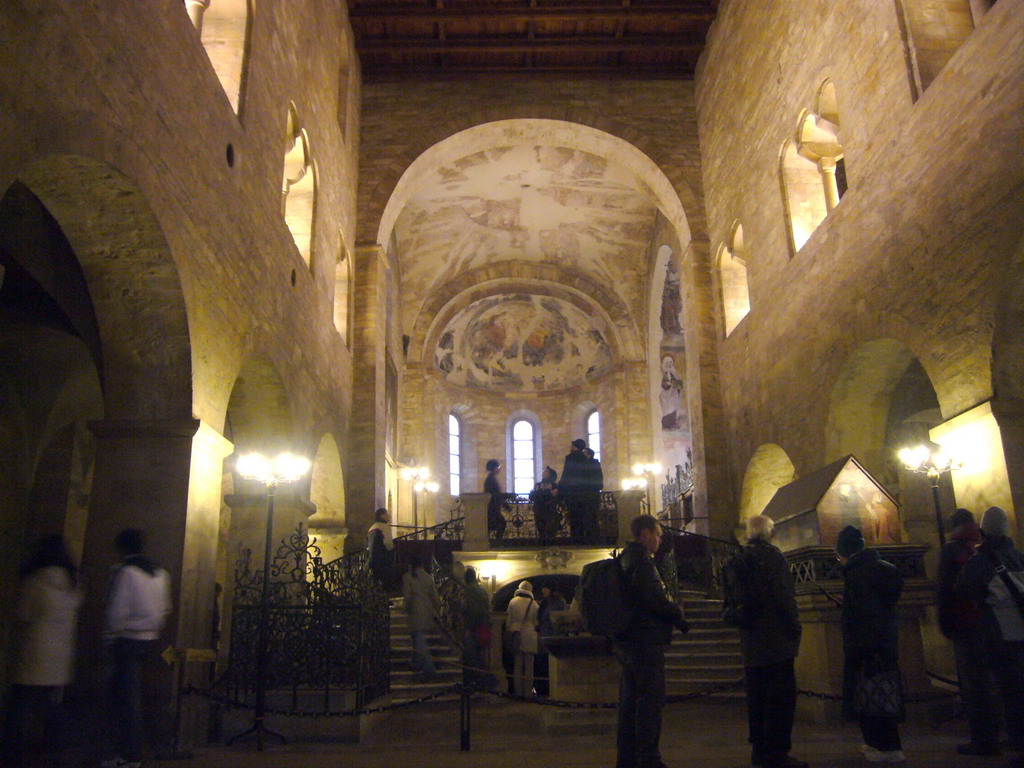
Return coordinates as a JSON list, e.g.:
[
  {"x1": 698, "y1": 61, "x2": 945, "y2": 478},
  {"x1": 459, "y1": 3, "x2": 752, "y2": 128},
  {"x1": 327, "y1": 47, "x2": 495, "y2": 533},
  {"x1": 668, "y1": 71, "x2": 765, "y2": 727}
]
[
  {"x1": 666, "y1": 591, "x2": 744, "y2": 698},
  {"x1": 389, "y1": 599, "x2": 463, "y2": 703}
]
